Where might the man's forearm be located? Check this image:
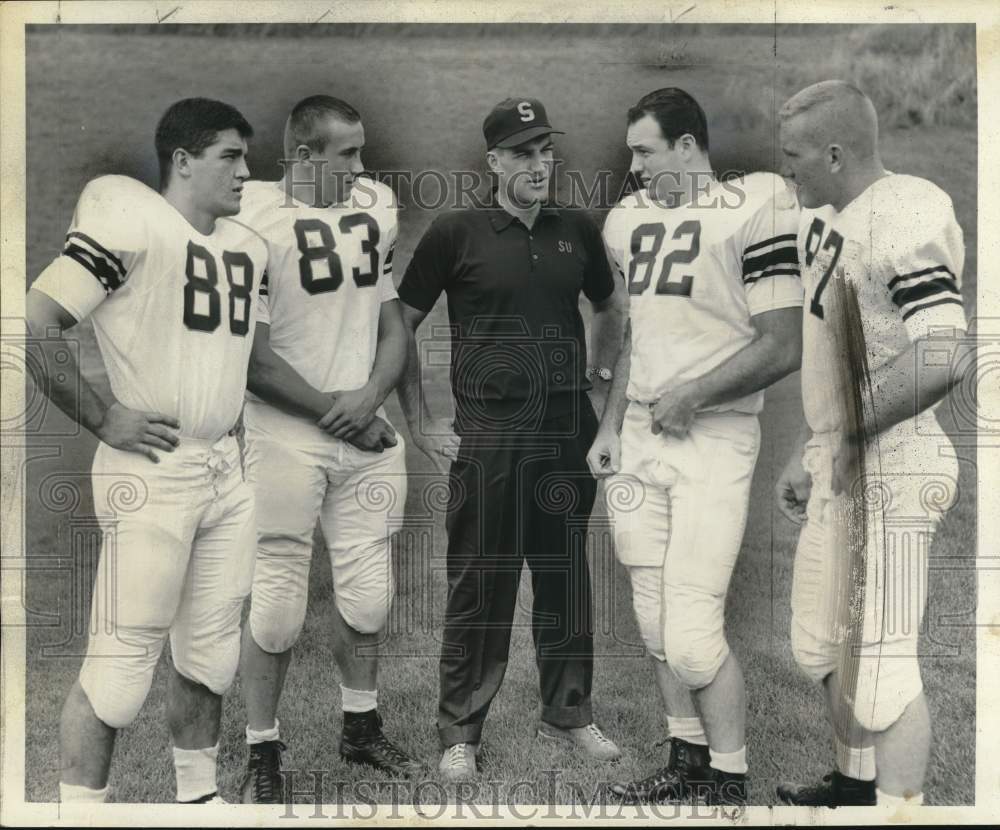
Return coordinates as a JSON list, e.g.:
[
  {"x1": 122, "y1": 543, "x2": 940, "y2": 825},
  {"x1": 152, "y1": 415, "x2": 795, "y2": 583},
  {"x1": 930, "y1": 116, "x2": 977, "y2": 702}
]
[
  {"x1": 864, "y1": 337, "x2": 972, "y2": 438},
  {"x1": 398, "y1": 326, "x2": 432, "y2": 428},
  {"x1": 598, "y1": 322, "x2": 632, "y2": 434},
  {"x1": 248, "y1": 355, "x2": 329, "y2": 420},
  {"x1": 685, "y1": 331, "x2": 798, "y2": 410},
  {"x1": 364, "y1": 323, "x2": 408, "y2": 409},
  {"x1": 589, "y1": 302, "x2": 626, "y2": 377}
]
